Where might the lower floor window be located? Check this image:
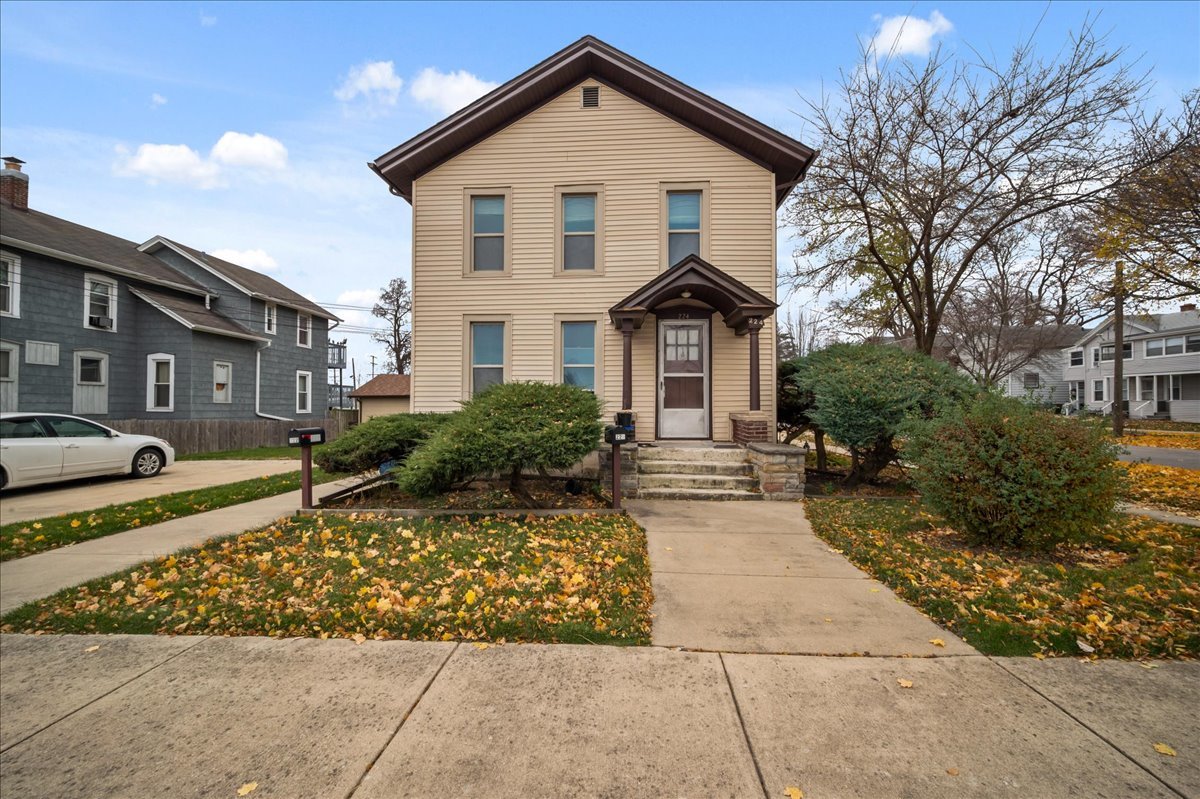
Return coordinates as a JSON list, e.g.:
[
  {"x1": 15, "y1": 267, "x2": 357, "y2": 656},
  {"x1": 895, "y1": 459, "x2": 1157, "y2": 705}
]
[
  {"x1": 146, "y1": 353, "x2": 174, "y2": 411},
  {"x1": 470, "y1": 321, "x2": 505, "y2": 396},
  {"x1": 296, "y1": 370, "x2": 312, "y2": 414},
  {"x1": 1022, "y1": 372, "x2": 1040, "y2": 390},
  {"x1": 1093, "y1": 380, "x2": 1104, "y2": 402},
  {"x1": 561, "y1": 321, "x2": 596, "y2": 391},
  {"x1": 213, "y1": 361, "x2": 232, "y2": 403}
]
